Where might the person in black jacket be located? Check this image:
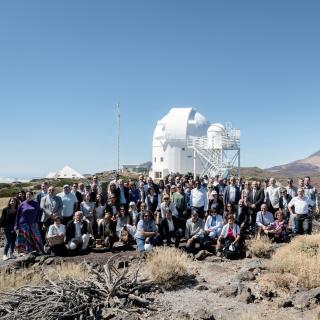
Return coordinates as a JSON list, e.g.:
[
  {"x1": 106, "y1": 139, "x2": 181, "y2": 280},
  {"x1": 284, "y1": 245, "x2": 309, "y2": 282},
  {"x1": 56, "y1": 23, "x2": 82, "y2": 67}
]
[
  {"x1": 66, "y1": 211, "x2": 90, "y2": 251},
  {"x1": 246, "y1": 181, "x2": 265, "y2": 233},
  {"x1": 0, "y1": 197, "x2": 18, "y2": 260},
  {"x1": 159, "y1": 210, "x2": 183, "y2": 247}
]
